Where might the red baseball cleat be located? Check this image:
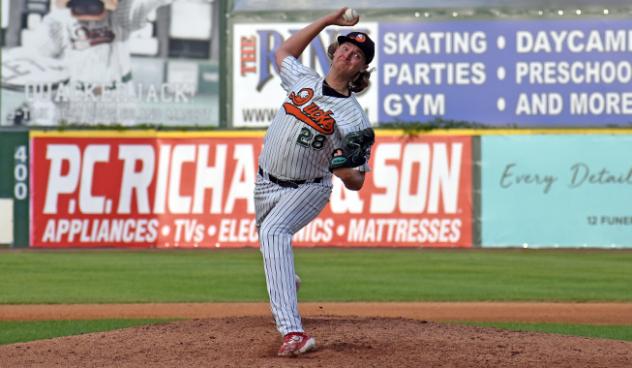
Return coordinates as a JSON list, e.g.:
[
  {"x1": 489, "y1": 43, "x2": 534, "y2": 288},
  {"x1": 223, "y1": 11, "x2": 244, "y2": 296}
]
[{"x1": 277, "y1": 332, "x2": 316, "y2": 357}]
